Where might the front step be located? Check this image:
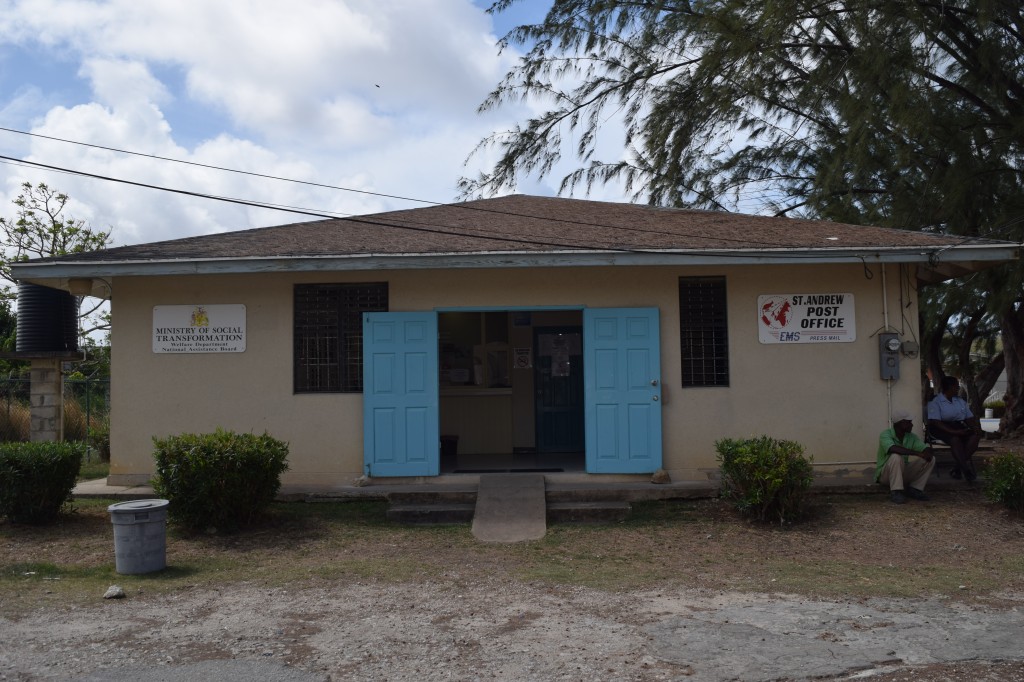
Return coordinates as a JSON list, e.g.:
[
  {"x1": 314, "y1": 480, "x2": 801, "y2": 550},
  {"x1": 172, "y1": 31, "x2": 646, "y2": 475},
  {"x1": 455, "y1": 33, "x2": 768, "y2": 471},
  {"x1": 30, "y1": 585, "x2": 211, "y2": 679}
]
[
  {"x1": 547, "y1": 500, "x2": 631, "y2": 524},
  {"x1": 544, "y1": 482, "x2": 633, "y2": 524},
  {"x1": 386, "y1": 502, "x2": 475, "y2": 524},
  {"x1": 384, "y1": 479, "x2": 639, "y2": 527},
  {"x1": 385, "y1": 488, "x2": 477, "y2": 525},
  {"x1": 387, "y1": 499, "x2": 633, "y2": 525}
]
